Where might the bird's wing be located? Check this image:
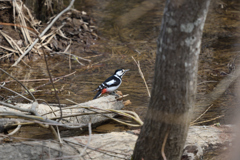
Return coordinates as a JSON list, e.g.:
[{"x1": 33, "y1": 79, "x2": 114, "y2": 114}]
[
  {"x1": 105, "y1": 79, "x2": 116, "y2": 86},
  {"x1": 93, "y1": 76, "x2": 120, "y2": 92}
]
